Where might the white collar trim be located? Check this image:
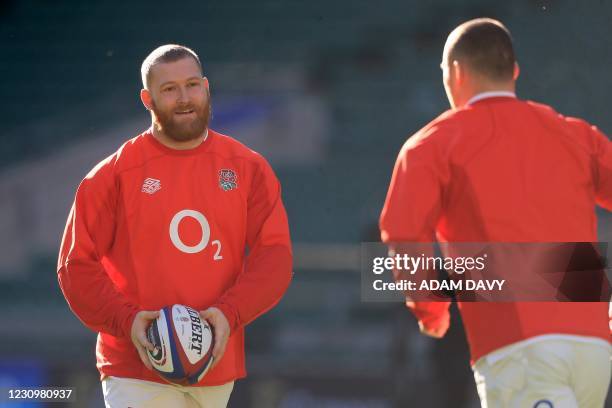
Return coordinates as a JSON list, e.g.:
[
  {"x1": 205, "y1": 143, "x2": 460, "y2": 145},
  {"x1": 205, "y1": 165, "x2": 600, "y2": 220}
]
[{"x1": 467, "y1": 91, "x2": 516, "y2": 106}]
